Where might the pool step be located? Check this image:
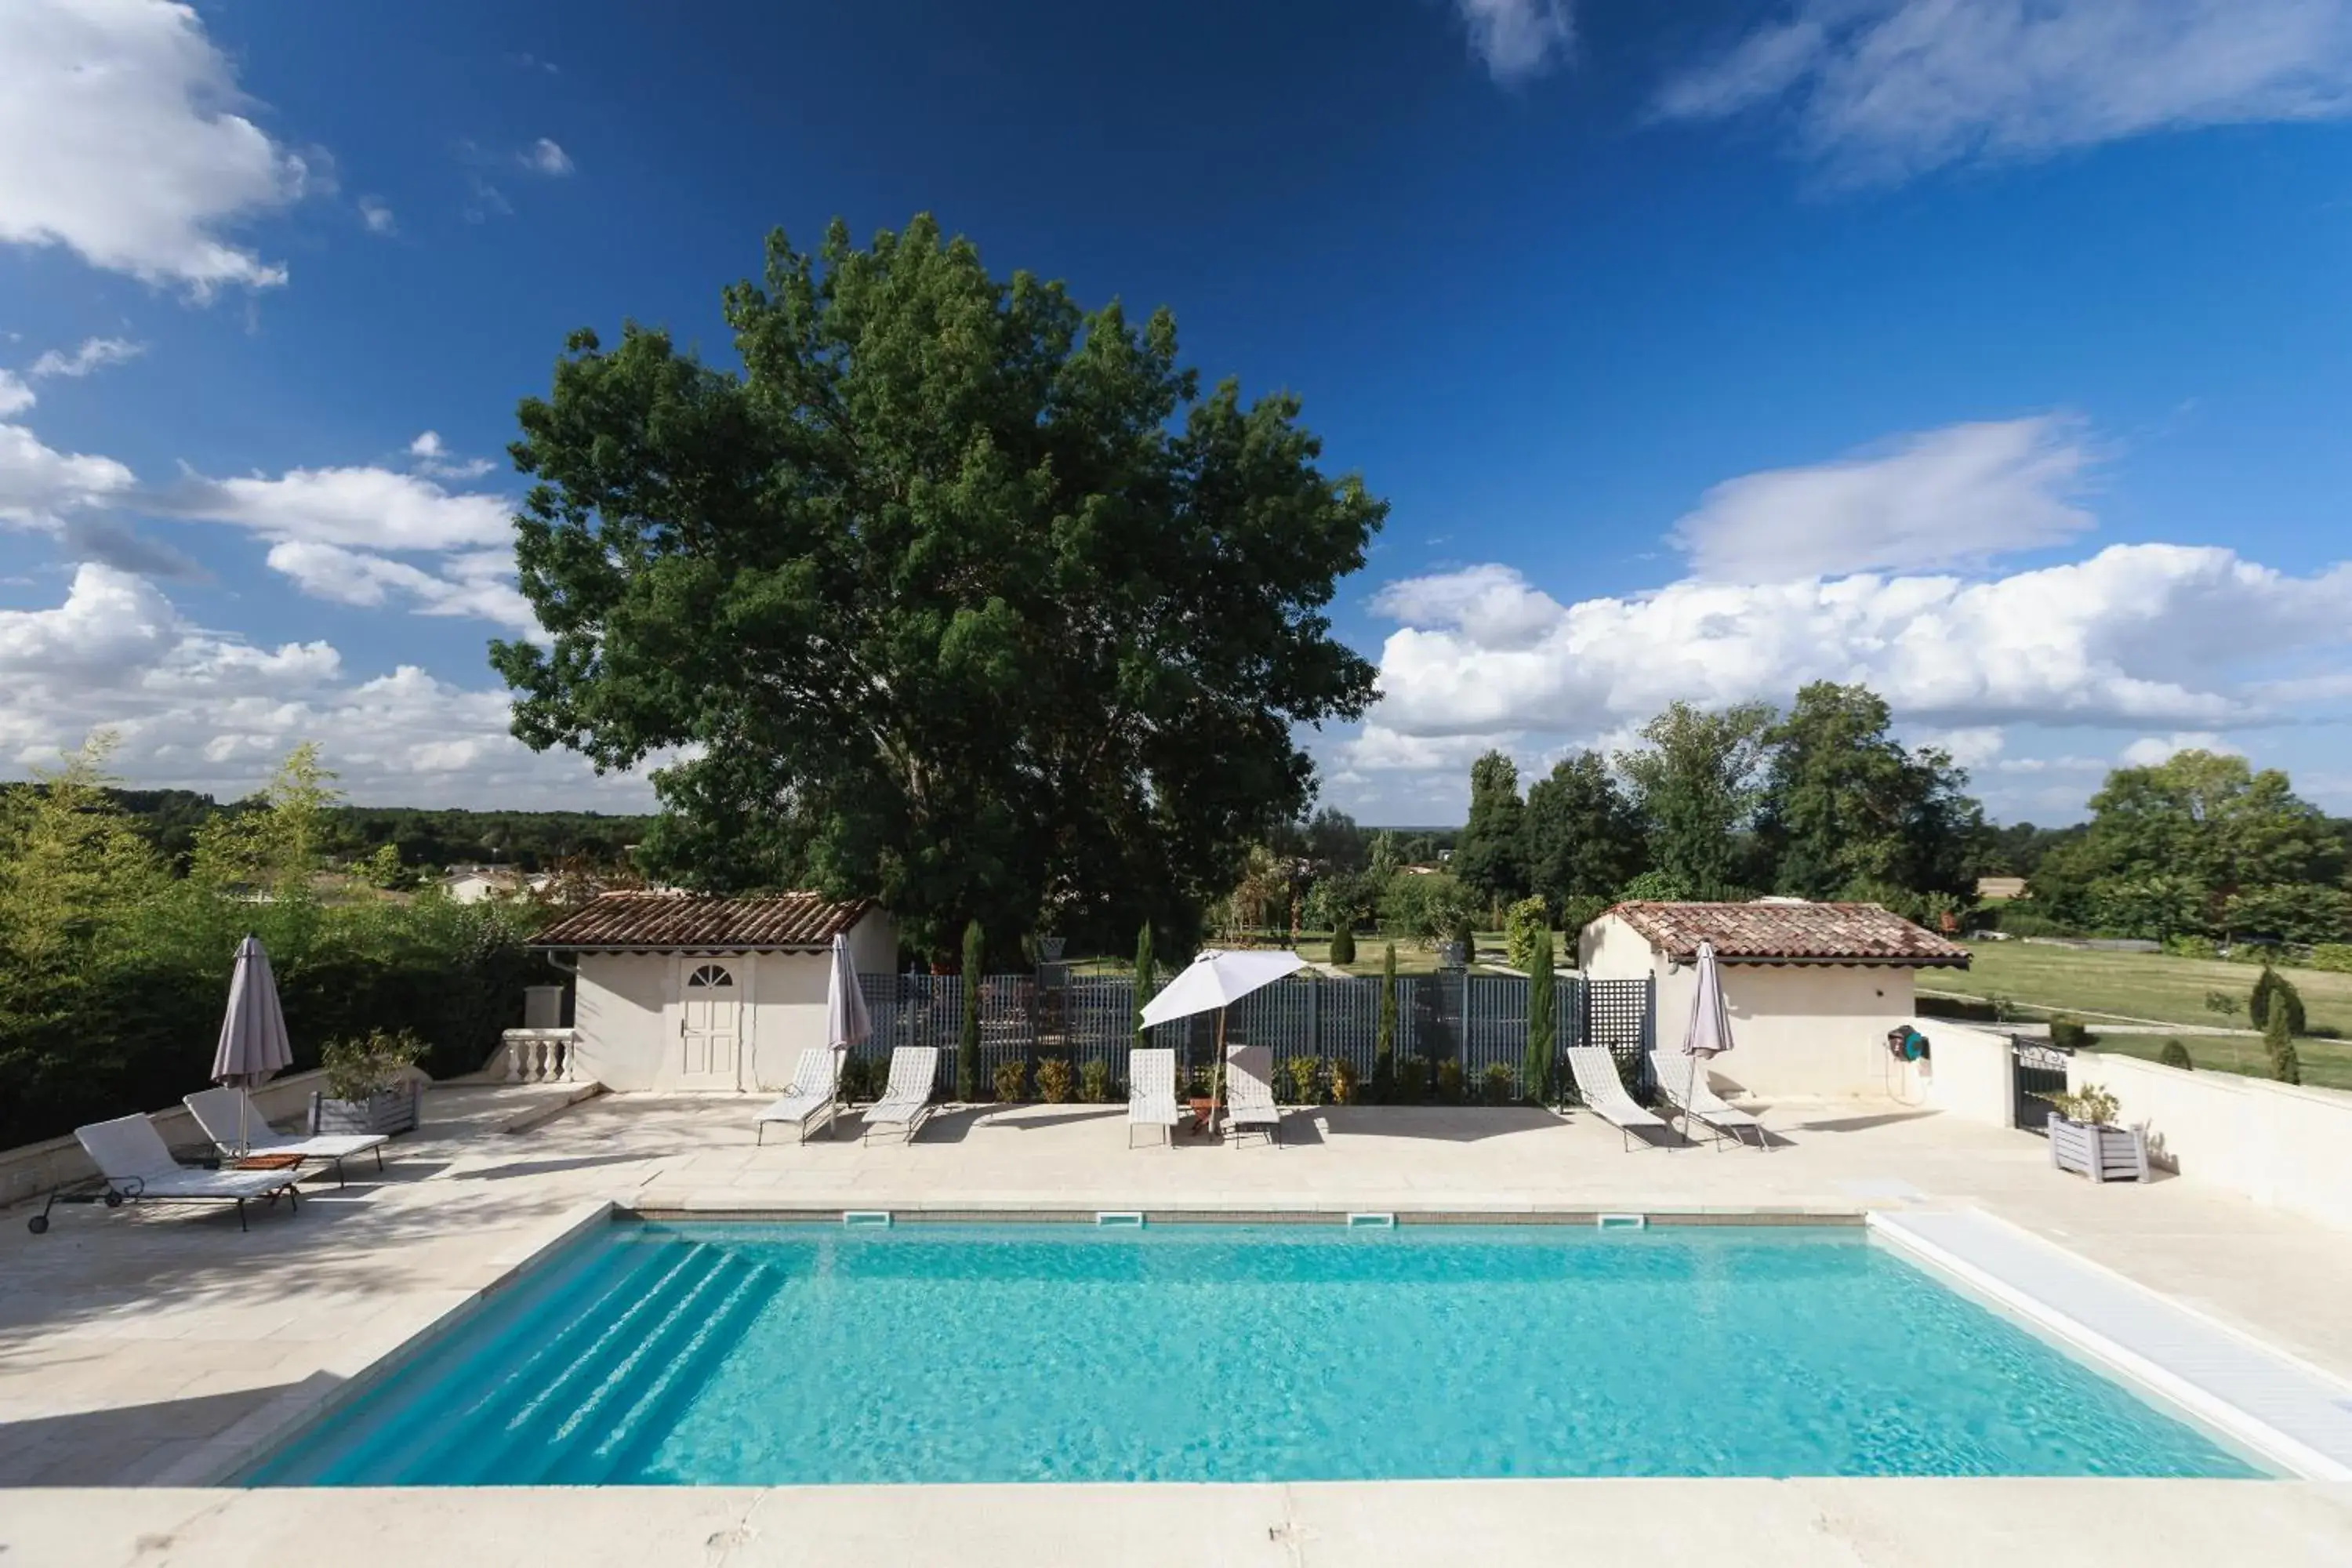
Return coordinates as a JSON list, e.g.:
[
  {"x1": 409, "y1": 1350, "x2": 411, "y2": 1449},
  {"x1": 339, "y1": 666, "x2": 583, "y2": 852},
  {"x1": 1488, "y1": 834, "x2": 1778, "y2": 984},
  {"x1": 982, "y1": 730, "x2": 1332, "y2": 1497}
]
[
  {"x1": 572, "y1": 1258, "x2": 785, "y2": 1483},
  {"x1": 402, "y1": 1242, "x2": 730, "y2": 1485},
  {"x1": 301, "y1": 1232, "x2": 667, "y2": 1484}
]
